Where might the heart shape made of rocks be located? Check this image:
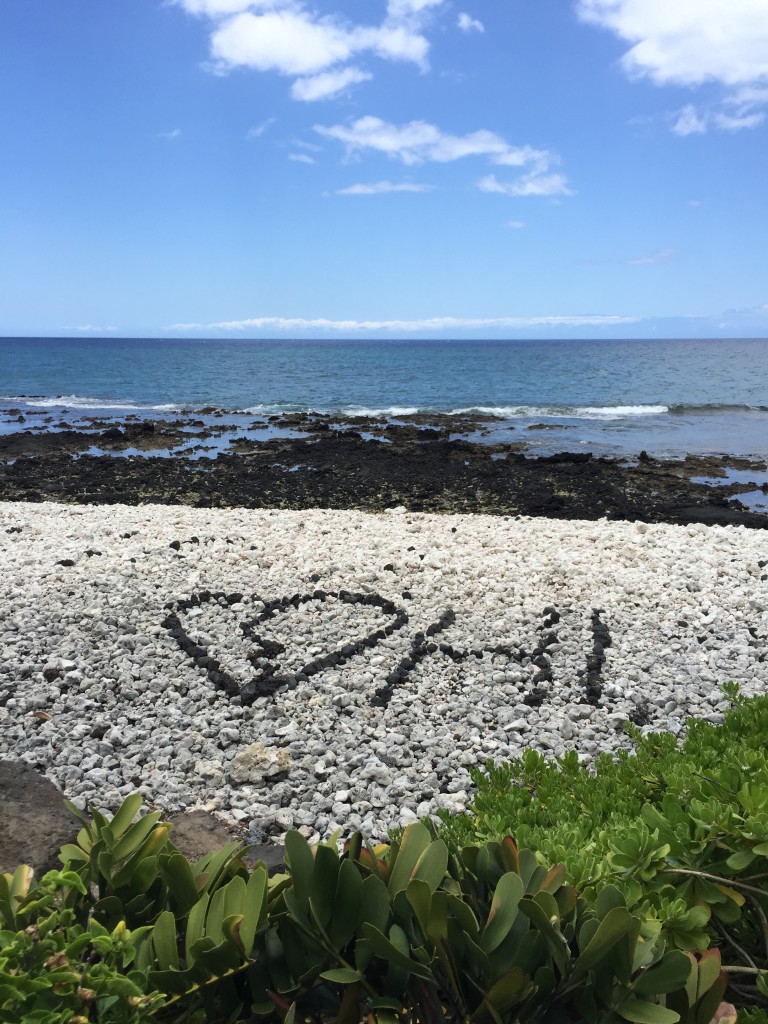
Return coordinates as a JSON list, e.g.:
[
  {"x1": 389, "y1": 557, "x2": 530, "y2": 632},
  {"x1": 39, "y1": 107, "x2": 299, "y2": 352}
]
[{"x1": 162, "y1": 588, "x2": 410, "y2": 705}]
